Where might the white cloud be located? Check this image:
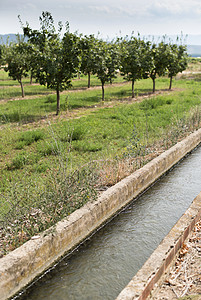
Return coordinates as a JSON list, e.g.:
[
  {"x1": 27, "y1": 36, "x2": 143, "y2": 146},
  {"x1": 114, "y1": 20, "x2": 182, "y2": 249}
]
[
  {"x1": 89, "y1": 5, "x2": 113, "y2": 14},
  {"x1": 148, "y1": 0, "x2": 201, "y2": 17},
  {"x1": 87, "y1": 3, "x2": 150, "y2": 19},
  {"x1": 1, "y1": 0, "x2": 201, "y2": 36},
  {"x1": 84, "y1": 0, "x2": 201, "y2": 21},
  {"x1": 19, "y1": 3, "x2": 37, "y2": 11}
]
